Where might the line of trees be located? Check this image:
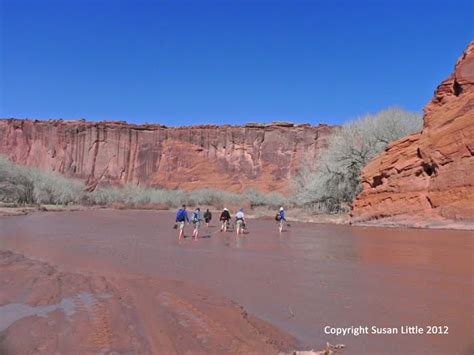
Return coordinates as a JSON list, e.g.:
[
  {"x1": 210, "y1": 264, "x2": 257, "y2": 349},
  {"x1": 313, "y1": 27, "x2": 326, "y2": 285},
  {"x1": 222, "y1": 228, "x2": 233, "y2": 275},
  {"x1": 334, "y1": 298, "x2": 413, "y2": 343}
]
[{"x1": 0, "y1": 157, "x2": 286, "y2": 209}]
